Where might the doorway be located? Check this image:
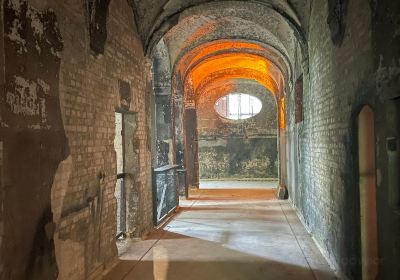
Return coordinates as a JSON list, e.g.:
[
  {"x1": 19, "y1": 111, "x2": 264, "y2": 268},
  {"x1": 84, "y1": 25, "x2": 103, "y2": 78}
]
[
  {"x1": 114, "y1": 111, "x2": 138, "y2": 239},
  {"x1": 357, "y1": 105, "x2": 379, "y2": 280}
]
